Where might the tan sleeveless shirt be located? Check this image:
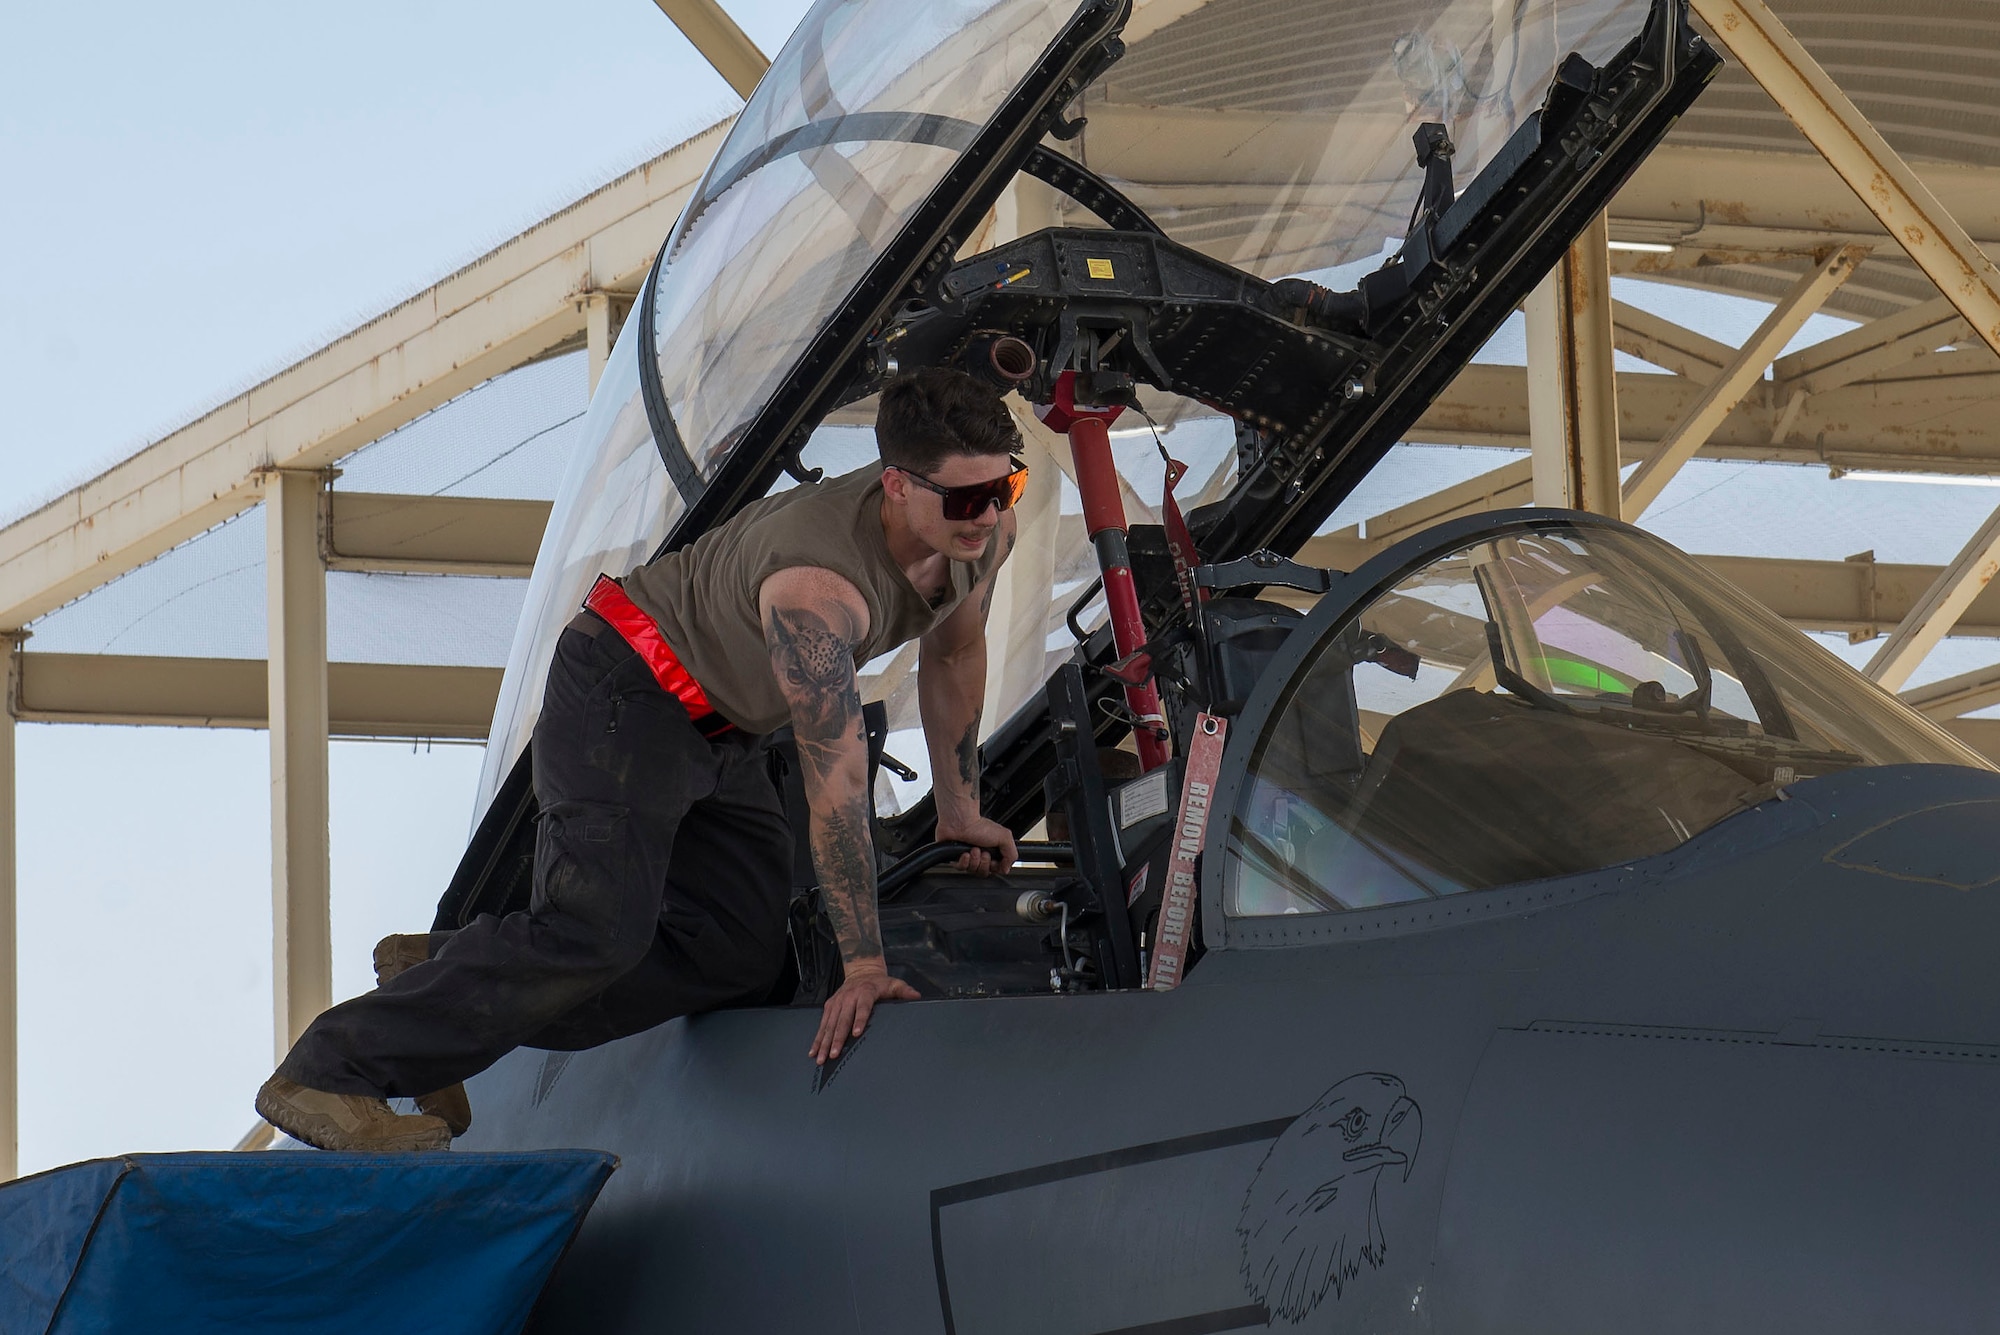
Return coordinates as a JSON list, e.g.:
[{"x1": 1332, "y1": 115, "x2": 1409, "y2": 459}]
[{"x1": 623, "y1": 464, "x2": 1004, "y2": 734}]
